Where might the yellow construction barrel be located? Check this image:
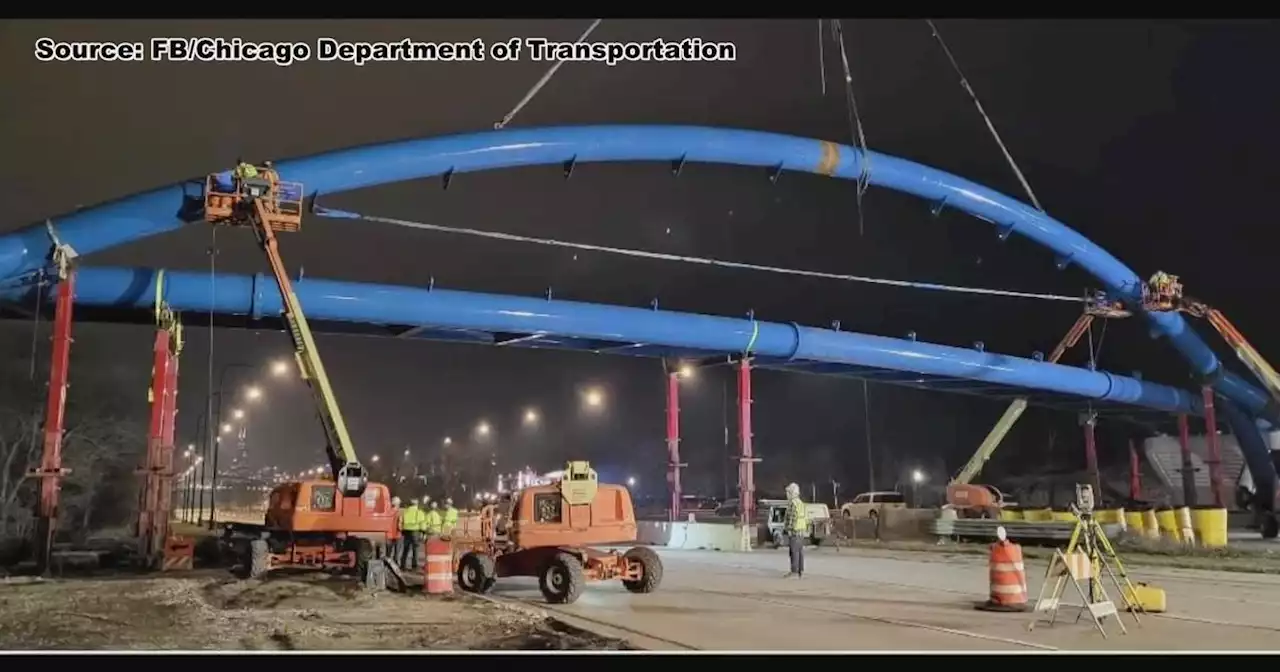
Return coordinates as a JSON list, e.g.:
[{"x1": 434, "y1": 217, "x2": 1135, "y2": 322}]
[
  {"x1": 1094, "y1": 508, "x2": 1125, "y2": 530},
  {"x1": 1023, "y1": 508, "x2": 1053, "y2": 522},
  {"x1": 1051, "y1": 509, "x2": 1078, "y2": 523},
  {"x1": 1141, "y1": 509, "x2": 1160, "y2": 539},
  {"x1": 1124, "y1": 509, "x2": 1146, "y2": 534},
  {"x1": 1155, "y1": 508, "x2": 1181, "y2": 542},
  {"x1": 1191, "y1": 507, "x2": 1229, "y2": 548},
  {"x1": 999, "y1": 507, "x2": 1023, "y2": 522}
]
